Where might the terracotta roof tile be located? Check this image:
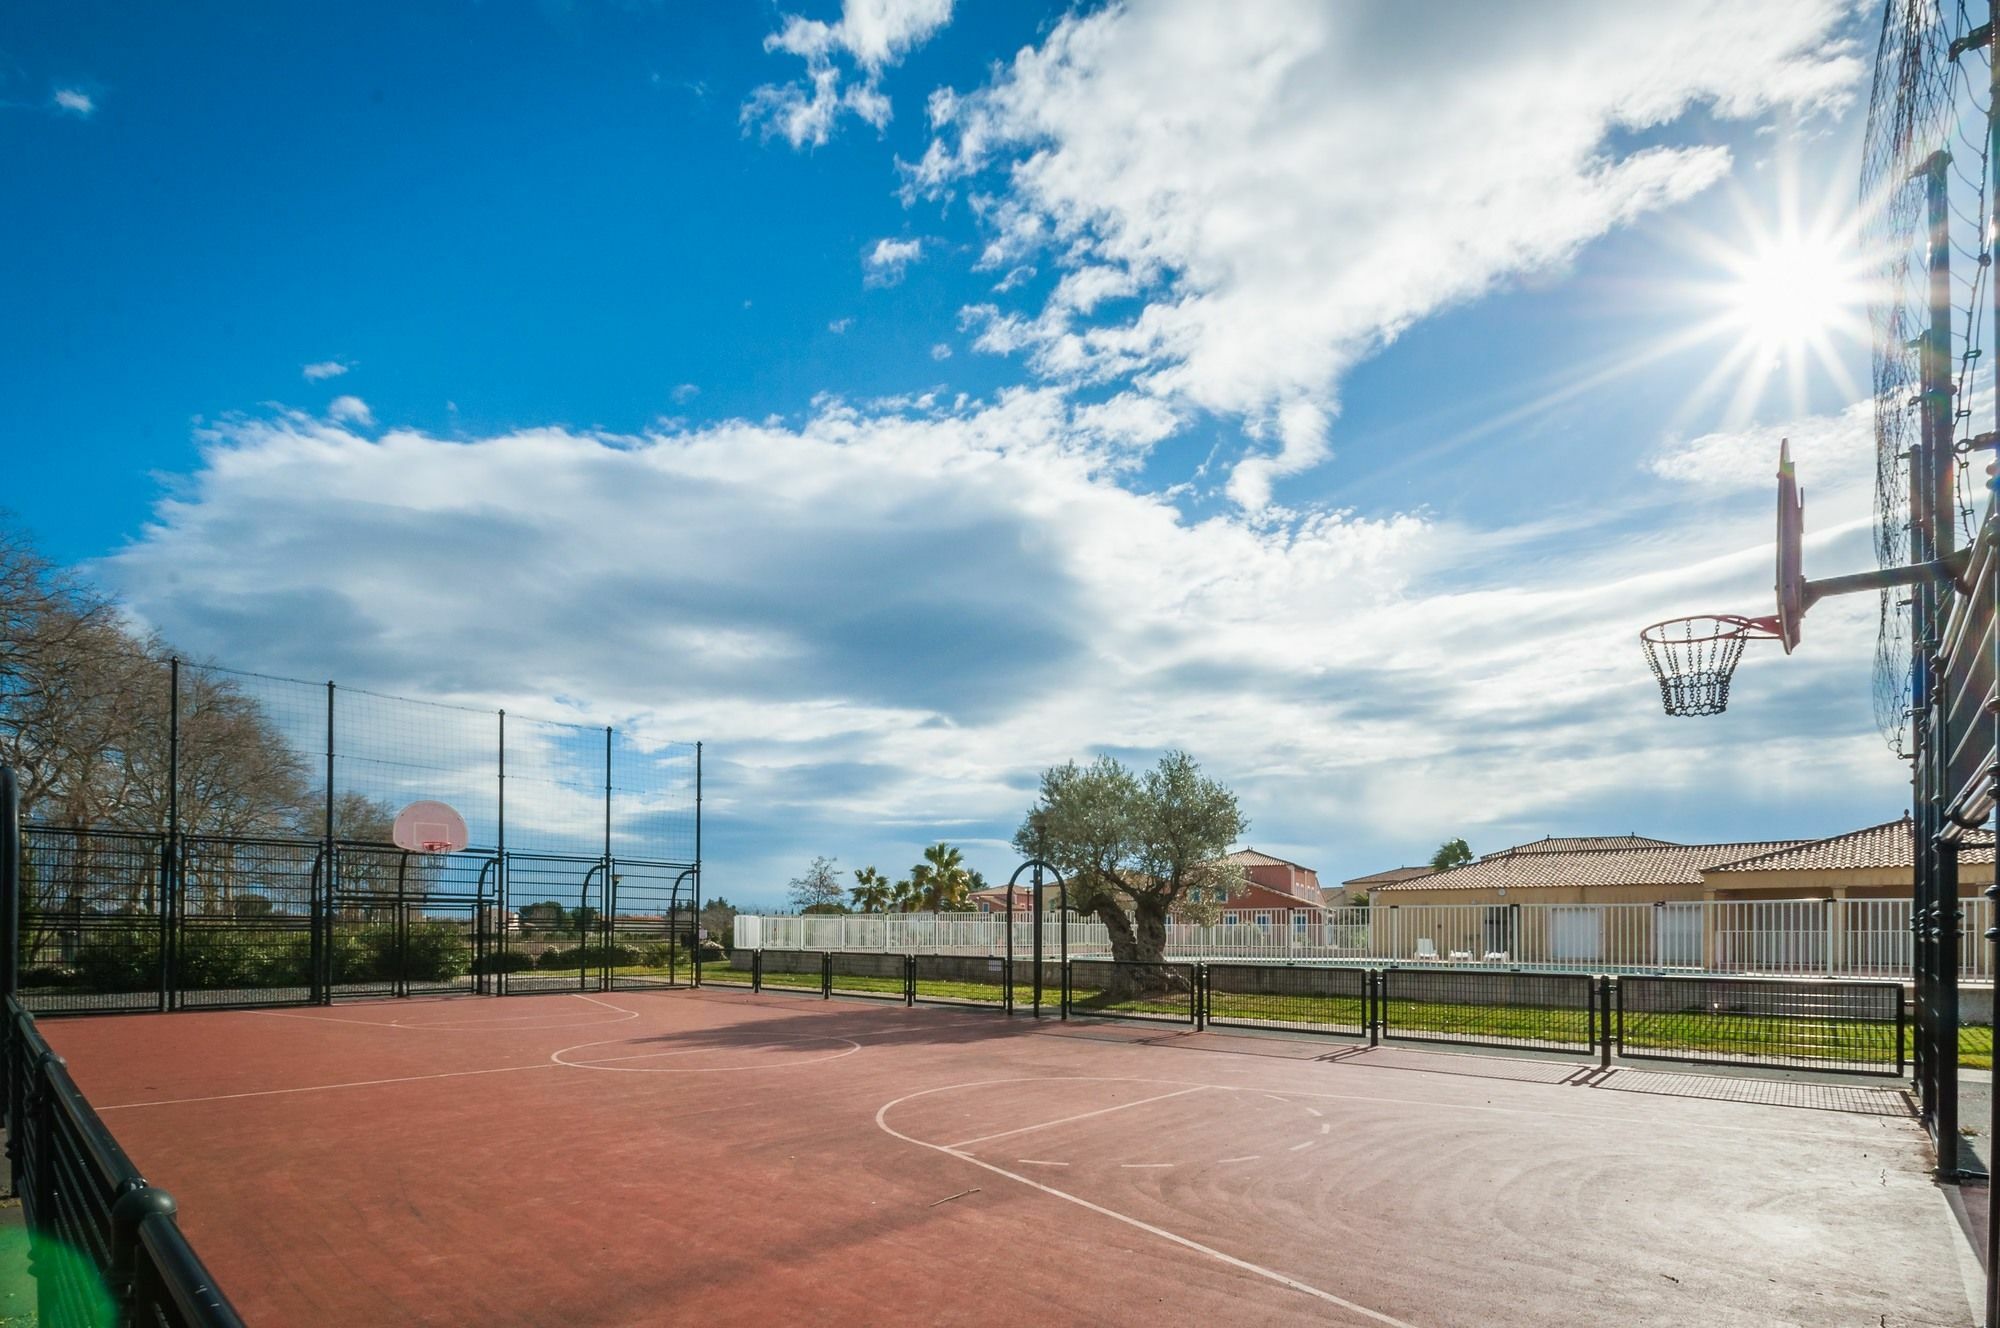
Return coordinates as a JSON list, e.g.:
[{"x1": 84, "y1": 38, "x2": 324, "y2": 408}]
[
  {"x1": 1341, "y1": 865, "x2": 1437, "y2": 887},
  {"x1": 1371, "y1": 840, "x2": 1804, "y2": 892},
  {"x1": 1481, "y1": 834, "x2": 1680, "y2": 858},
  {"x1": 1711, "y1": 818, "x2": 1995, "y2": 872}
]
